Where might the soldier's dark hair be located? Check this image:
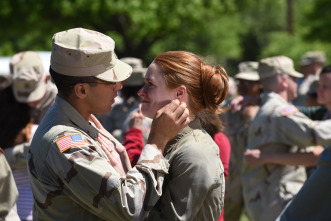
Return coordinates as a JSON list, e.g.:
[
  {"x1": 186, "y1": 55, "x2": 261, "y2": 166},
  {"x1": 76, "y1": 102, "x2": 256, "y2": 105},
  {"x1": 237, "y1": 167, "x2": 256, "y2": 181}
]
[
  {"x1": 49, "y1": 67, "x2": 98, "y2": 98},
  {"x1": 320, "y1": 65, "x2": 331, "y2": 75}
]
